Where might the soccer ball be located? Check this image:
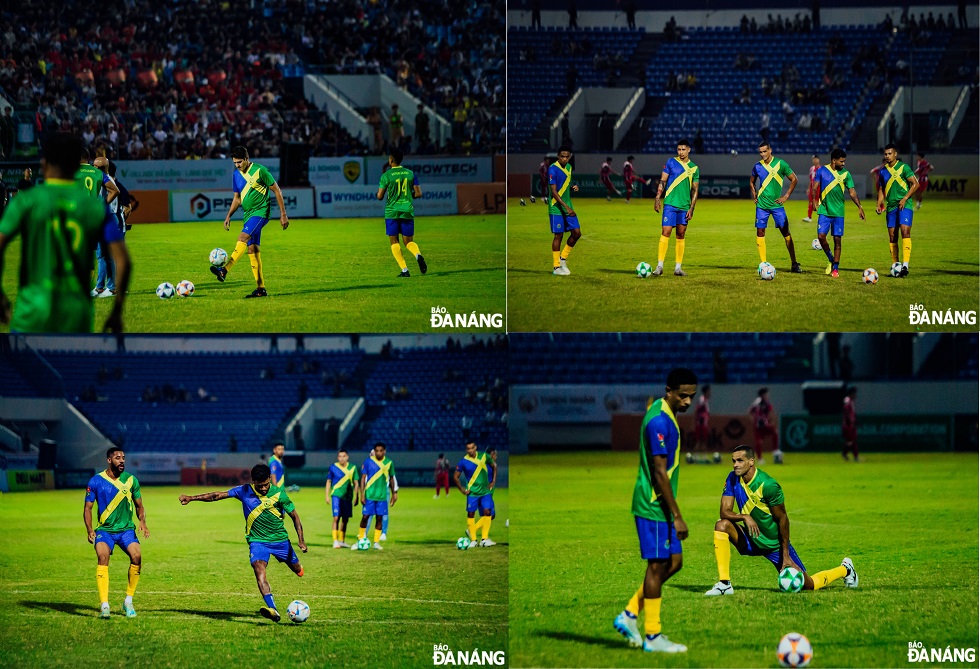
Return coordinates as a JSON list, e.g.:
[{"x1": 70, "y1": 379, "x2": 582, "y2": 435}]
[
  {"x1": 519, "y1": 198, "x2": 526, "y2": 206},
  {"x1": 176, "y1": 280, "x2": 195, "y2": 297},
  {"x1": 862, "y1": 268, "x2": 879, "y2": 284},
  {"x1": 778, "y1": 567, "x2": 805, "y2": 593},
  {"x1": 456, "y1": 537, "x2": 471, "y2": 550},
  {"x1": 712, "y1": 452, "x2": 721, "y2": 464},
  {"x1": 811, "y1": 239, "x2": 822, "y2": 250},
  {"x1": 209, "y1": 248, "x2": 228, "y2": 267},
  {"x1": 759, "y1": 262, "x2": 776, "y2": 281},
  {"x1": 889, "y1": 262, "x2": 903, "y2": 277},
  {"x1": 156, "y1": 282, "x2": 175, "y2": 299},
  {"x1": 773, "y1": 449, "x2": 784, "y2": 464},
  {"x1": 636, "y1": 261, "x2": 652, "y2": 278},
  {"x1": 356, "y1": 537, "x2": 371, "y2": 551},
  {"x1": 530, "y1": 196, "x2": 536, "y2": 203},
  {"x1": 777, "y1": 632, "x2": 813, "y2": 668},
  {"x1": 286, "y1": 600, "x2": 310, "y2": 623}
]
